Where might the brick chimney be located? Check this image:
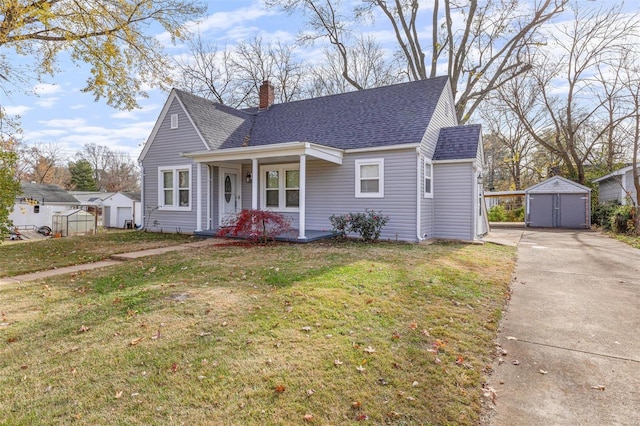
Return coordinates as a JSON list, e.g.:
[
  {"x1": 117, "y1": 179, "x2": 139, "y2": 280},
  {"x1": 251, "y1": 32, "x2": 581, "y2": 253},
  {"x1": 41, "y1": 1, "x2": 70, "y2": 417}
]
[{"x1": 259, "y1": 80, "x2": 274, "y2": 110}]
